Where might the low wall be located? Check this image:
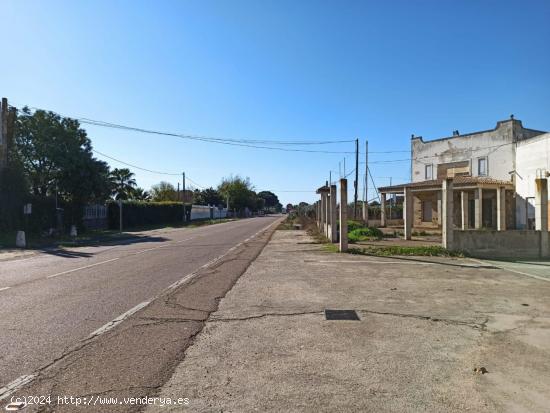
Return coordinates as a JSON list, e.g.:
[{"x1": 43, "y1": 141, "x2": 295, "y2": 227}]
[
  {"x1": 369, "y1": 219, "x2": 404, "y2": 228},
  {"x1": 453, "y1": 230, "x2": 549, "y2": 259},
  {"x1": 190, "y1": 205, "x2": 227, "y2": 221}
]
